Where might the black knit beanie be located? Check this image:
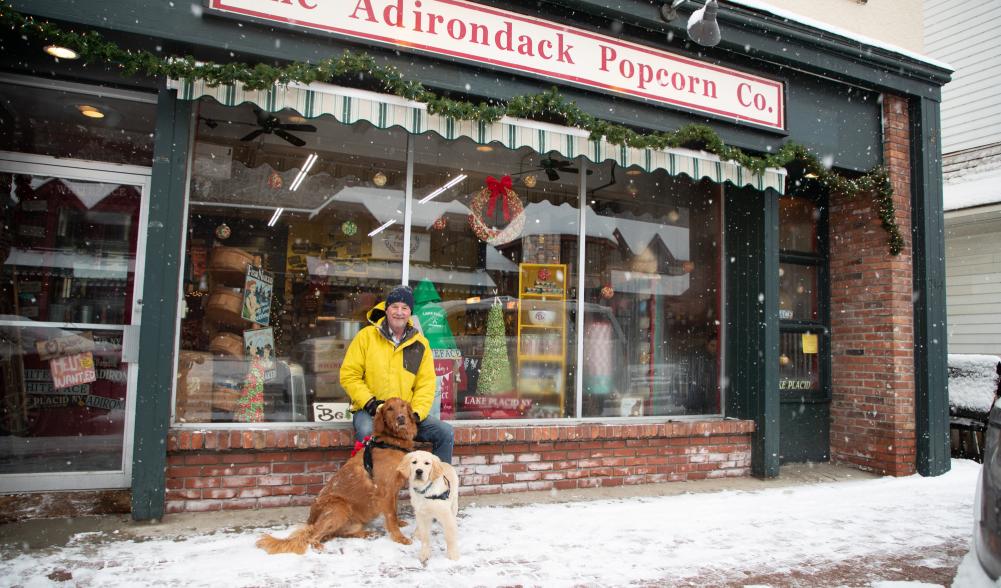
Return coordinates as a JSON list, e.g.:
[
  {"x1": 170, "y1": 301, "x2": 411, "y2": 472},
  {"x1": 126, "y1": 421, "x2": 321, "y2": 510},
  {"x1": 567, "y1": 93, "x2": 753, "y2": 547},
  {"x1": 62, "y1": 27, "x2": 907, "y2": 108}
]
[{"x1": 385, "y1": 284, "x2": 415, "y2": 311}]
